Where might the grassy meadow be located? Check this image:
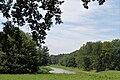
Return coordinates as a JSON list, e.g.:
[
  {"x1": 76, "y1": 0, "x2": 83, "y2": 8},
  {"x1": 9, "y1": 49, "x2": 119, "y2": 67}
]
[
  {"x1": 0, "y1": 72, "x2": 120, "y2": 80},
  {"x1": 0, "y1": 65, "x2": 120, "y2": 80}
]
